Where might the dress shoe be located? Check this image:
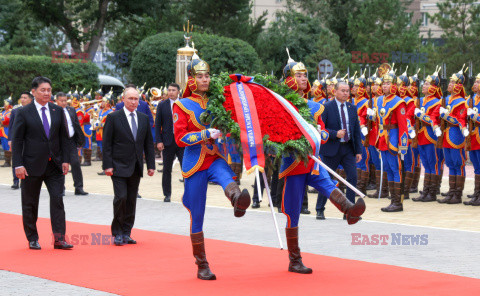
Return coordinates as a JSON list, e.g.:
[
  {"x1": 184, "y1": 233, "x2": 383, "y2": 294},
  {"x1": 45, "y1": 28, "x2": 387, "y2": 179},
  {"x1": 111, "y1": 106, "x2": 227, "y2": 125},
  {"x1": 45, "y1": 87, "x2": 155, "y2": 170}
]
[
  {"x1": 123, "y1": 235, "x2": 137, "y2": 244},
  {"x1": 252, "y1": 201, "x2": 260, "y2": 208},
  {"x1": 114, "y1": 235, "x2": 124, "y2": 246},
  {"x1": 74, "y1": 188, "x2": 89, "y2": 195},
  {"x1": 316, "y1": 210, "x2": 325, "y2": 220},
  {"x1": 300, "y1": 207, "x2": 310, "y2": 215},
  {"x1": 11, "y1": 181, "x2": 19, "y2": 189},
  {"x1": 157, "y1": 169, "x2": 163, "y2": 173},
  {"x1": 97, "y1": 171, "x2": 106, "y2": 176},
  {"x1": 137, "y1": 194, "x2": 142, "y2": 199},
  {"x1": 54, "y1": 240, "x2": 73, "y2": 250},
  {"x1": 29, "y1": 241, "x2": 41, "y2": 250},
  {"x1": 164, "y1": 196, "x2": 171, "y2": 202}
]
